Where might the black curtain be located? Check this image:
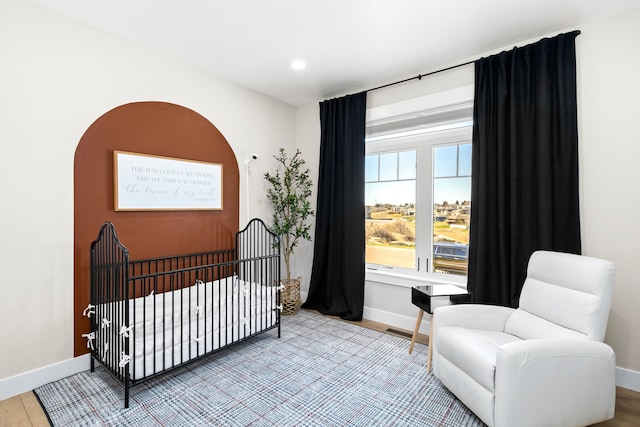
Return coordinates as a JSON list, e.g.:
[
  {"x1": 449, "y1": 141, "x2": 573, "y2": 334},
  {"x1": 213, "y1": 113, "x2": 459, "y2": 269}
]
[
  {"x1": 468, "y1": 31, "x2": 581, "y2": 307},
  {"x1": 302, "y1": 92, "x2": 367, "y2": 321}
]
